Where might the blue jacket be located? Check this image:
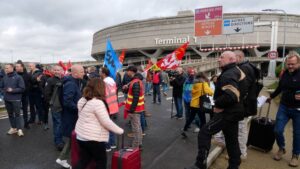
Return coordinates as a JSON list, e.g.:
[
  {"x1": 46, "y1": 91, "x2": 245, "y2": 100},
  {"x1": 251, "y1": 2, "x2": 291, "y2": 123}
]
[
  {"x1": 183, "y1": 76, "x2": 194, "y2": 103},
  {"x1": 61, "y1": 75, "x2": 82, "y2": 137},
  {"x1": 0, "y1": 72, "x2": 25, "y2": 101}
]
